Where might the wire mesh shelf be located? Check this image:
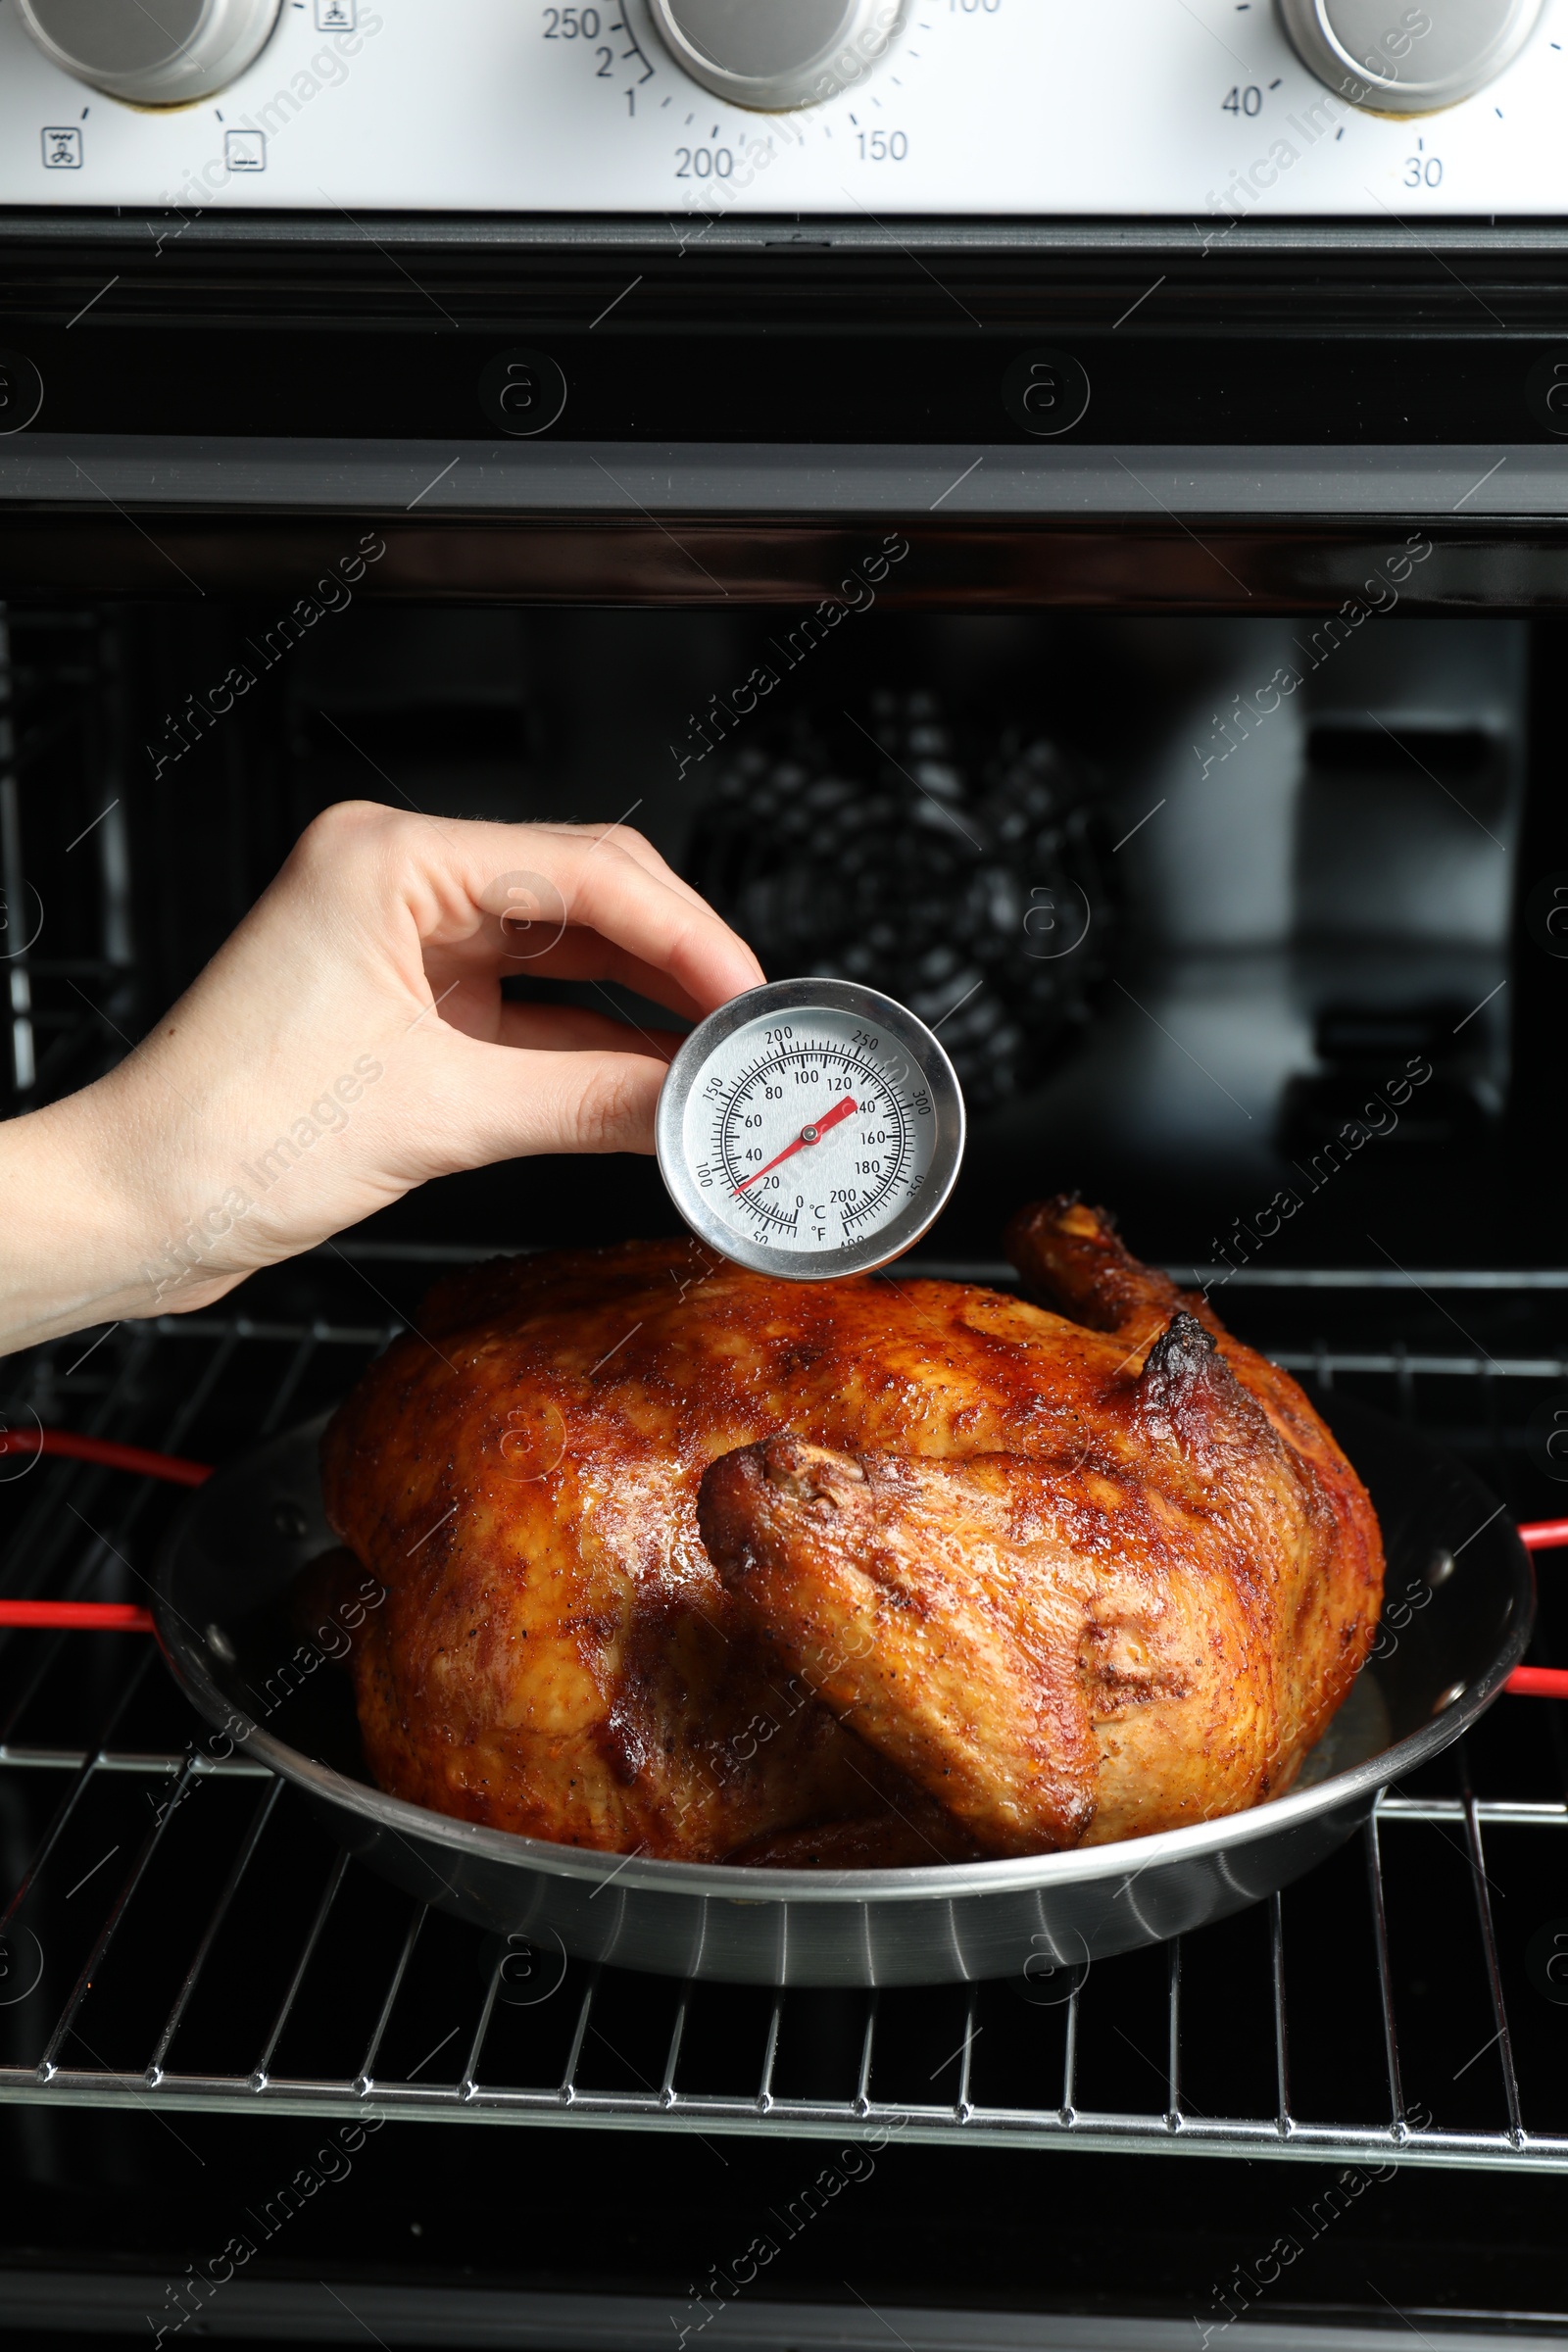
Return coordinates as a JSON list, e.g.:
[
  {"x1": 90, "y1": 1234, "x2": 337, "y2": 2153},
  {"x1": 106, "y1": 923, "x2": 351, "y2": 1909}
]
[{"x1": 3, "y1": 1258, "x2": 1568, "y2": 2171}]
